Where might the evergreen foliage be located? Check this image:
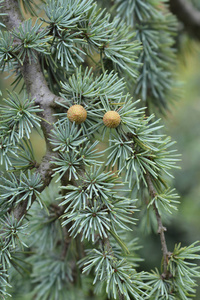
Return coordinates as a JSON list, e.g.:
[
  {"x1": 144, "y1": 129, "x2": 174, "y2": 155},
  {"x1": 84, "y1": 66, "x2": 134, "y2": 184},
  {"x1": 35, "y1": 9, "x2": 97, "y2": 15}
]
[
  {"x1": 115, "y1": 0, "x2": 177, "y2": 112},
  {"x1": 0, "y1": 0, "x2": 199, "y2": 299}
]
